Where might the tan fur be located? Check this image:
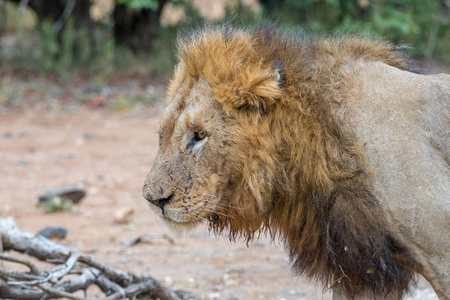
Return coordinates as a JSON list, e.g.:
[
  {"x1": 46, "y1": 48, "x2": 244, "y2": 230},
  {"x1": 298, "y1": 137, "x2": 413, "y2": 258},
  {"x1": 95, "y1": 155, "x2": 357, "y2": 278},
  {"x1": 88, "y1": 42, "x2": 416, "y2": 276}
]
[{"x1": 143, "y1": 24, "x2": 450, "y2": 299}]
